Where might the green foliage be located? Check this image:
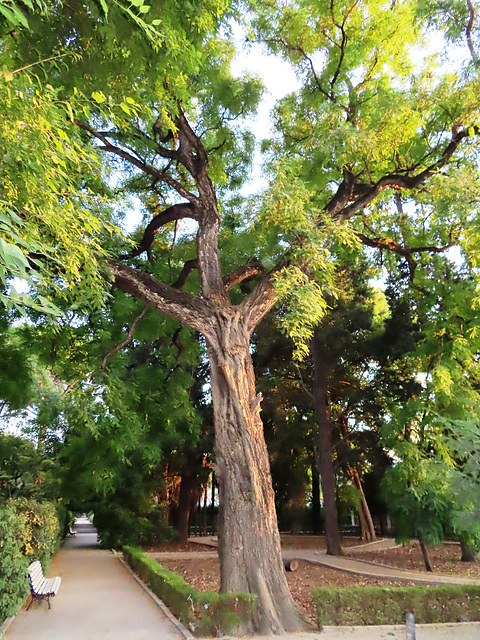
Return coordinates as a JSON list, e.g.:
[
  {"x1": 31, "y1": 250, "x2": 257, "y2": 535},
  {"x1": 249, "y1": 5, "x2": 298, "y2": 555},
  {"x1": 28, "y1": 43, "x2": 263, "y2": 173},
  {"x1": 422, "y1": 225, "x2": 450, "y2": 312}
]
[
  {"x1": 7, "y1": 498, "x2": 62, "y2": 569},
  {"x1": 381, "y1": 443, "x2": 453, "y2": 545},
  {"x1": 122, "y1": 546, "x2": 256, "y2": 636},
  {"x1": 94, "y1": 502, "x2": 174, "y2": 549},
  {"x1": 0, "y1": 434, "x2": 40, "y2": 501},
  {"x1": 0, "y1": 504, "x2": 29, "y2": 622},
  {"x1": 0, "y1": 70, "x2": 118, "y2": 313},
  {"x1": 312, "y1": 584, "x2": 480, "y2": 627}
]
